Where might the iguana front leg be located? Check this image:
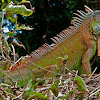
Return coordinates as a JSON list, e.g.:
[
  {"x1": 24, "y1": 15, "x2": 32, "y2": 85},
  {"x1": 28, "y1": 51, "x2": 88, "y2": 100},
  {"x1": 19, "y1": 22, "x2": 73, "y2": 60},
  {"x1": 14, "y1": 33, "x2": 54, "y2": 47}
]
[{"x1": 82, "y1": 40, "x2": 96, "y2": 75}]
